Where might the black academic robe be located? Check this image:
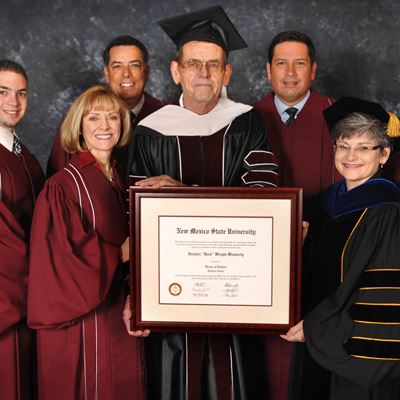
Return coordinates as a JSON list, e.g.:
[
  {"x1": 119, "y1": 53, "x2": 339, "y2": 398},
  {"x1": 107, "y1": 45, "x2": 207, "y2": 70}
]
[
  {"x1": 130, "y1": 108, "x2": 278, "y2": 188},
  {"x1": 297, "y1": 177, "x2": 400, "y2": 400},
  {"x1": 129, "y1": 107, "x2": 278, "y2": 400}
]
